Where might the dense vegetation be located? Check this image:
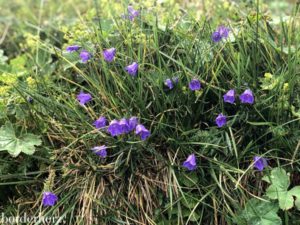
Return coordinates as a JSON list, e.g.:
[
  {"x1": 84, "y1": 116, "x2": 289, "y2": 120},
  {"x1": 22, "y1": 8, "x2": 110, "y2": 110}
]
[{"x1": 0, "y1": 0, "x2": 299, "y2": 224}]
